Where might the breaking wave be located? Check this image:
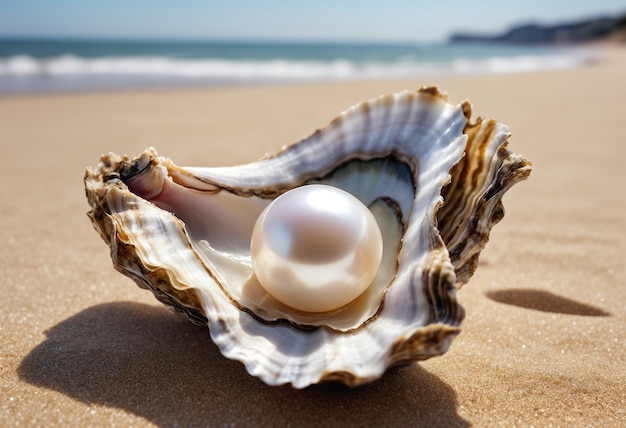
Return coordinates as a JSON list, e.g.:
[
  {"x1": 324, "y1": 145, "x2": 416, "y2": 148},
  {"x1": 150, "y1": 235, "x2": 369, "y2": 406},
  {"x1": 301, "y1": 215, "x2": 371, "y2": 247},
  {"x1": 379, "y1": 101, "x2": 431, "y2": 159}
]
[{"x1": 0, "y1": 51, "x2": 594, "y2": 93}]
